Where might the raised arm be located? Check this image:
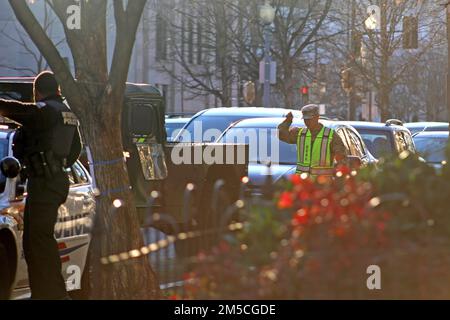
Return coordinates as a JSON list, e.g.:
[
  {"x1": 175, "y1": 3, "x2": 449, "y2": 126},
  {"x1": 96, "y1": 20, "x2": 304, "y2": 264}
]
[
  {"x1": 0, "y1": 99, "x2": 57, "y2": 130},
  {"x1": 0, "y1": 99, "x2": 38, "y2": 126},
  {"x1": 277, "y1": 112, "x2": 299, "y2": 145}
]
